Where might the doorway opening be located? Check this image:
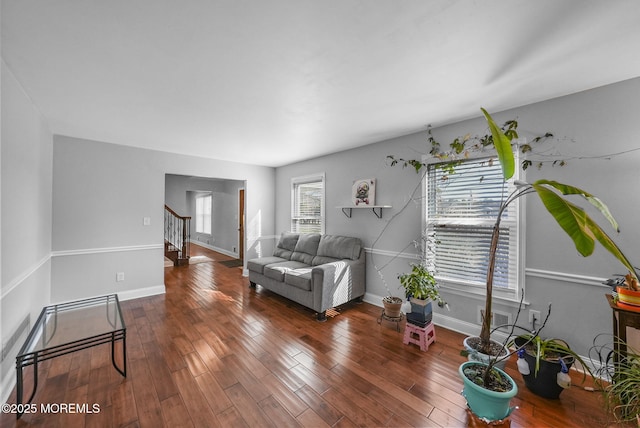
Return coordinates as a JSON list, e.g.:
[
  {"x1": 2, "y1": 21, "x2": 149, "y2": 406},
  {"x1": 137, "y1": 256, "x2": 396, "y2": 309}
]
[{"x1": 164, "y1": 174, "x2": 246, "y2": 267}]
